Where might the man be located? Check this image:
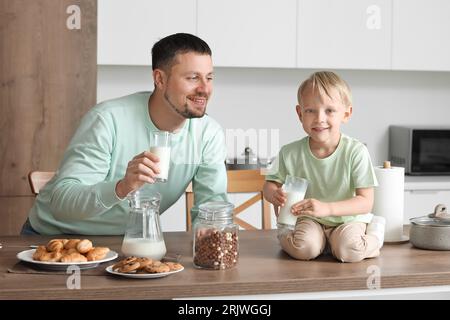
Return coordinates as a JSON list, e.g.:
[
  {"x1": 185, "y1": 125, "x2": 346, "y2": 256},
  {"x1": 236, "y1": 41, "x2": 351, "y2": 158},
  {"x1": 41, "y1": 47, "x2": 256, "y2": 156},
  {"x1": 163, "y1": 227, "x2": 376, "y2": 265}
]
[{"x1": 23, "y1": 33, "x2": 228, "y2": 235}]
